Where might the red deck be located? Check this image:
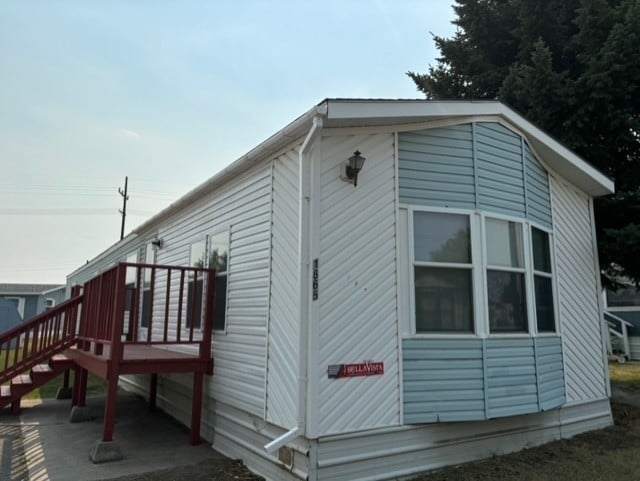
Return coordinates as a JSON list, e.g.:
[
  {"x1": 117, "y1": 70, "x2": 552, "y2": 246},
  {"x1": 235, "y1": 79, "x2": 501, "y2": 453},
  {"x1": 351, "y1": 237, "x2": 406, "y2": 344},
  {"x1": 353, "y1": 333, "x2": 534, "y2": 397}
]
[{"x1": 1, "y1": 261, "x2": 216, "y2": 449}]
